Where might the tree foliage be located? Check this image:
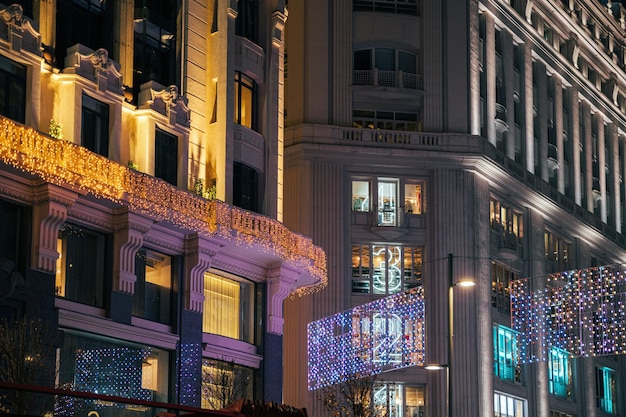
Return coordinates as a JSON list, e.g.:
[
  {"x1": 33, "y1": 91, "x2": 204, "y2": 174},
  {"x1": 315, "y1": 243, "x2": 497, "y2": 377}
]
[
  {"x1": 317, "y1": 375, "x2": 388, "y2": 417},
  {"x1": 201, "y1": 360, "x2": 251, "y2": 410}
]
